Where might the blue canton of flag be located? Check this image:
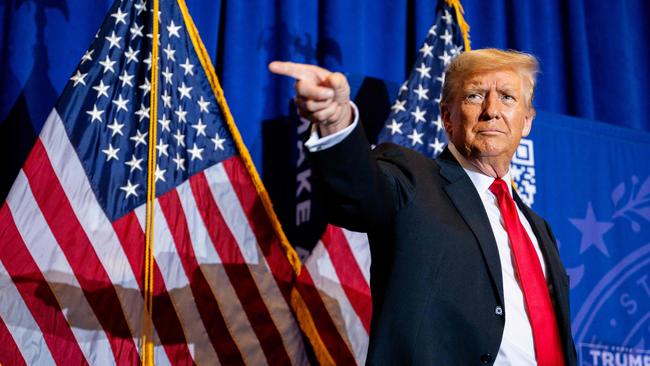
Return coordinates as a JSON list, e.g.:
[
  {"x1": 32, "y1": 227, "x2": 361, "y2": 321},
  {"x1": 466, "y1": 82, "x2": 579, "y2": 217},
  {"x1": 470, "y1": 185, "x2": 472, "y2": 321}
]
[
  {"x1": 376, "y1": 1, "x2": 467, "y2": 157},
  {"x1": 57, "y1": 0, "x2": 235, "y2": 221}
]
